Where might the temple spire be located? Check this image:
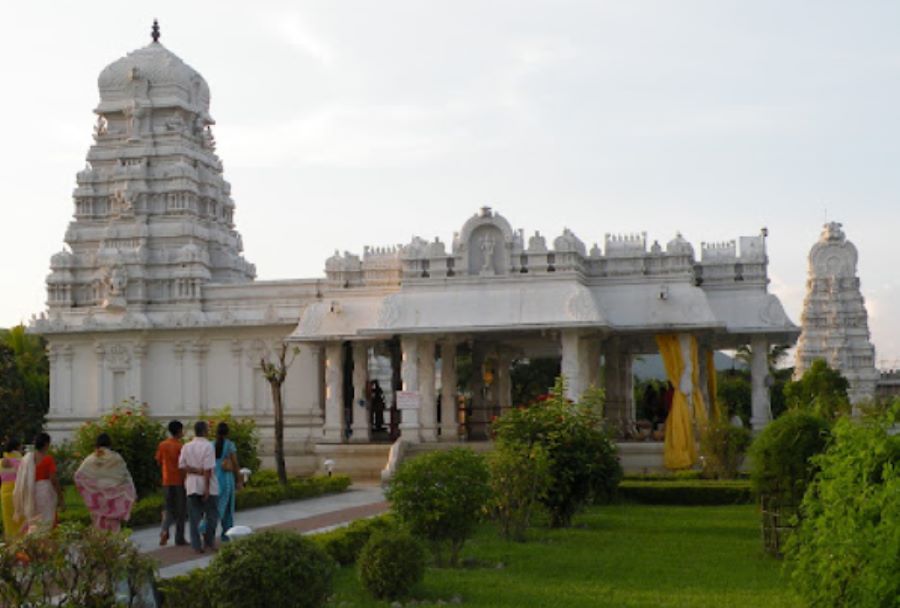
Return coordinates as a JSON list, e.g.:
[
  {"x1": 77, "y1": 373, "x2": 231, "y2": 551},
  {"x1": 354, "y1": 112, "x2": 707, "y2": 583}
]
[{"x1": 151, "y1": 19, "x2": 160, "y2": 43}]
